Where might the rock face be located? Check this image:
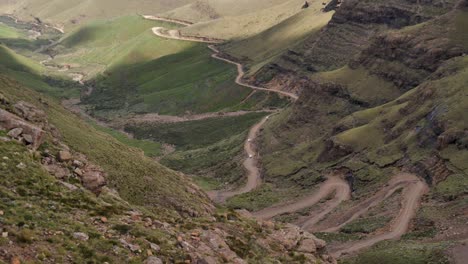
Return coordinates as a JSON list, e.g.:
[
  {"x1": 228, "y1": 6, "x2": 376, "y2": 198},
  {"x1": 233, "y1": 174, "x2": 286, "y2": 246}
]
[
  {"x1": 0, "y1": 108, "x2": 45, "y2": 150},
  {"x1": 81, "y1": 165, "x2": 107, "y2": 194},
  {"x1": 13, "y1": 101, "x2": 47, "y2": 123},
  {"x1": 254, "y1": 0, "x2": 458, "y2": 91}
]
